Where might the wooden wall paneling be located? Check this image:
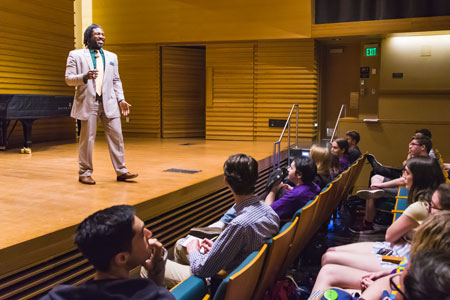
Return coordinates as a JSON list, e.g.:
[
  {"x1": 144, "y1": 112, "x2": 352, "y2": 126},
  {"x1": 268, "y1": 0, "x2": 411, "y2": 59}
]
[
  {"x1": 93, "y1": 0, "x2": 312, "y2": 44},
  {"x1": 105, "y1": 44, "x2": 161, "y2": 136},
  {"x1": 254, "y1": 40, "x2": 318, "y2": 141},
  {"x1": 206, "y1": 43, "x2": 255, "y2": 140},
  {"x1": 161, "y1": 46, "x2": 205, "y2": 138},
  {"x1": 0, "y1": 0, "x2": 76, "y2": 148}
]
